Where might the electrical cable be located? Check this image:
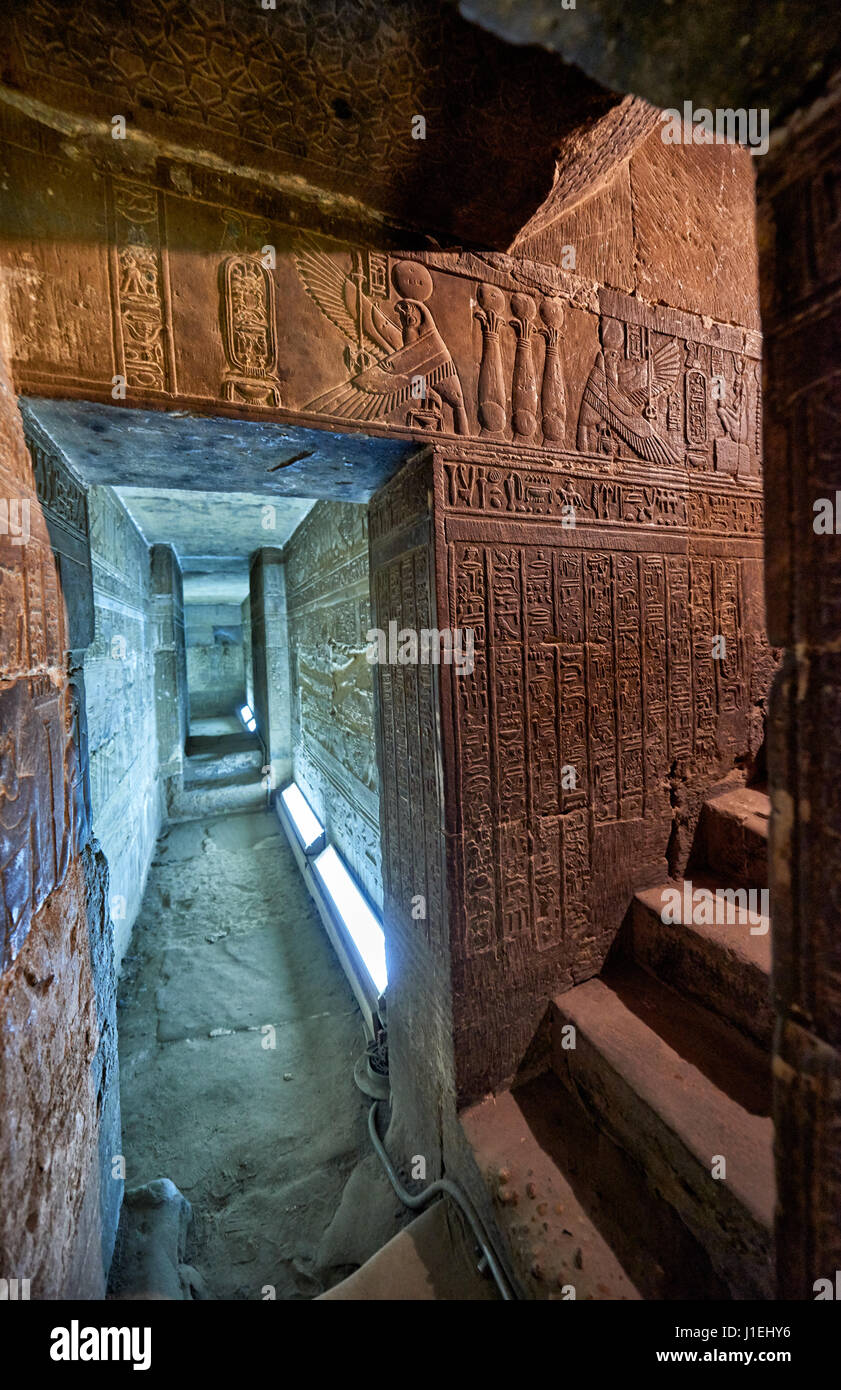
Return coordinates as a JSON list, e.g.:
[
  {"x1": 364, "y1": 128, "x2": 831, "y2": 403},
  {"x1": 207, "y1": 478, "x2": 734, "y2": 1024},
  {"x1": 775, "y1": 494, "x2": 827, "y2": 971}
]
[{"x1": 367, "y1": 1098, "x2": 516, "y2": 1301}]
